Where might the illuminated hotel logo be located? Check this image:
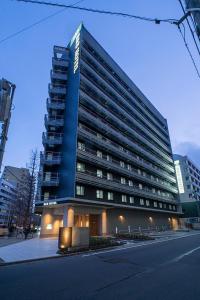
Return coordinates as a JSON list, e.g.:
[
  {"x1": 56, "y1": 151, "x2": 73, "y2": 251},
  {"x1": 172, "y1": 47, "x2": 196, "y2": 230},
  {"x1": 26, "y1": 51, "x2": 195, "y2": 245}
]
[{"x1": 73, "y1": 31, "x2": 80, "y2": 74}]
